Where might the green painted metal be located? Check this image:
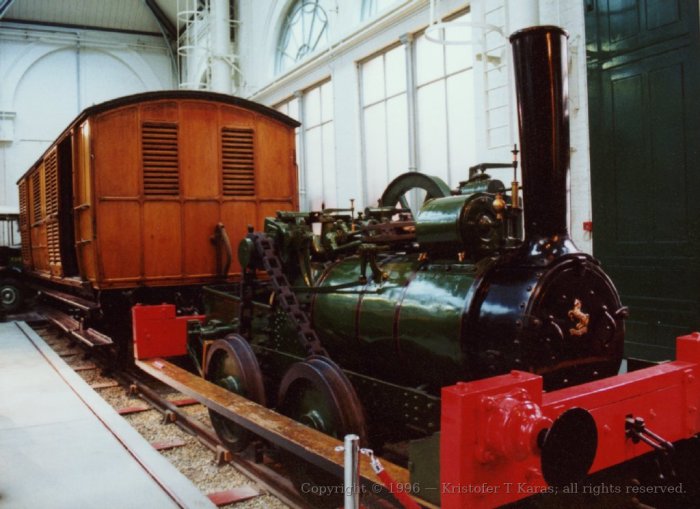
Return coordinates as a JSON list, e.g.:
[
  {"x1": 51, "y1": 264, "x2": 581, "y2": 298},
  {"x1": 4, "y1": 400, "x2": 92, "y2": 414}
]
[
  {"x1": 312, "y1": 254, "x2": 476, "y2": 392},
  {"x1": 310, "y1": 259, "x2": 365, "y2": 370},
  {"x1": 202, "y1": 285, "x2": 240, "y2": 323},
  {"x1": 356, "y1": 257, "x2": 415, "y2": 382},
  {"x1": 458, "y1": 177, "x2": 491, "y2": 195},
  {"x1": 415, "y1": 195, "x2": 471, "y2": 246},
  {"x1": 397, "y1": 265, "x2": 474, "y2": 388},
  {"x1": 408, "y1": 432, "x2": 440, "y2": 505},
  {"x1": 586, "y1": 0, "x2": 700, "y2": 360}
]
